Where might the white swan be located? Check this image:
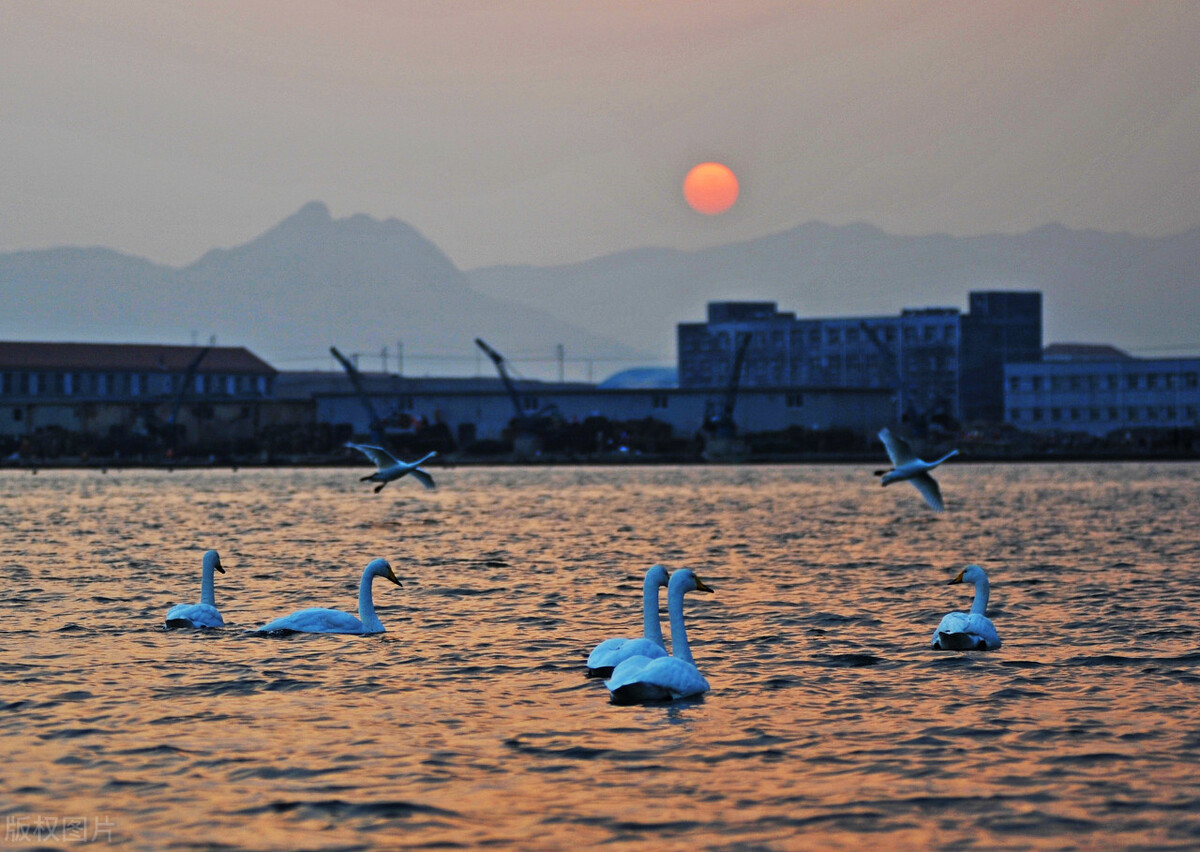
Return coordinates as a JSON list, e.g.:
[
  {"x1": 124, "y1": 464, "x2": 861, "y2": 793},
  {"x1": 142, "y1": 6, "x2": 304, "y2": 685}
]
[
  {"x1": 605, "y1": 568, "x2": 714, "y2": 704},
  {"x1": 586, "y1": 564, "x2": 670, "y2": 678},
  {"x1": 165, "y1": 550, "x2": 226, "y2": 629},
  {"x1": 875, "y1": 427, "x2": 959, "y2": 512},
  {"x1": 256, "y1": 558, "x2": 402, "y2": 634},
  {"x1": 932, "y1": 564, "x2": 1001, "y2": 650},
  {"x1": 346, "y1": 443, "x2": 437, "y2": 494}
]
